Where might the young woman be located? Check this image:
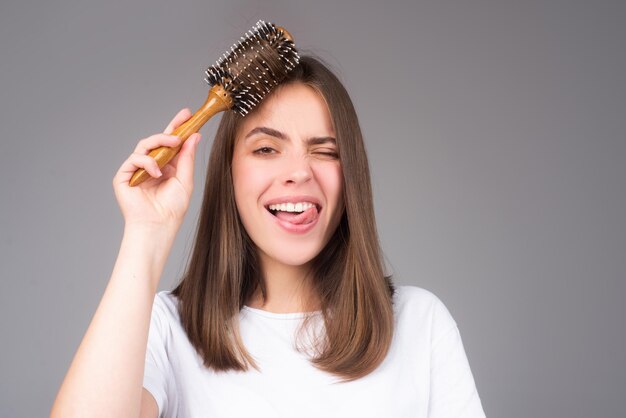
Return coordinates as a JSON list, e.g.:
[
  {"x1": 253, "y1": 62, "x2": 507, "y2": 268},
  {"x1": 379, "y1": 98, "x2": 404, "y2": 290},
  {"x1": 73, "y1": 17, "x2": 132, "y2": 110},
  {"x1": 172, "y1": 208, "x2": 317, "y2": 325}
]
[{"x1": 51, "y1": 56, "x2": 486, "y2": 417}]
